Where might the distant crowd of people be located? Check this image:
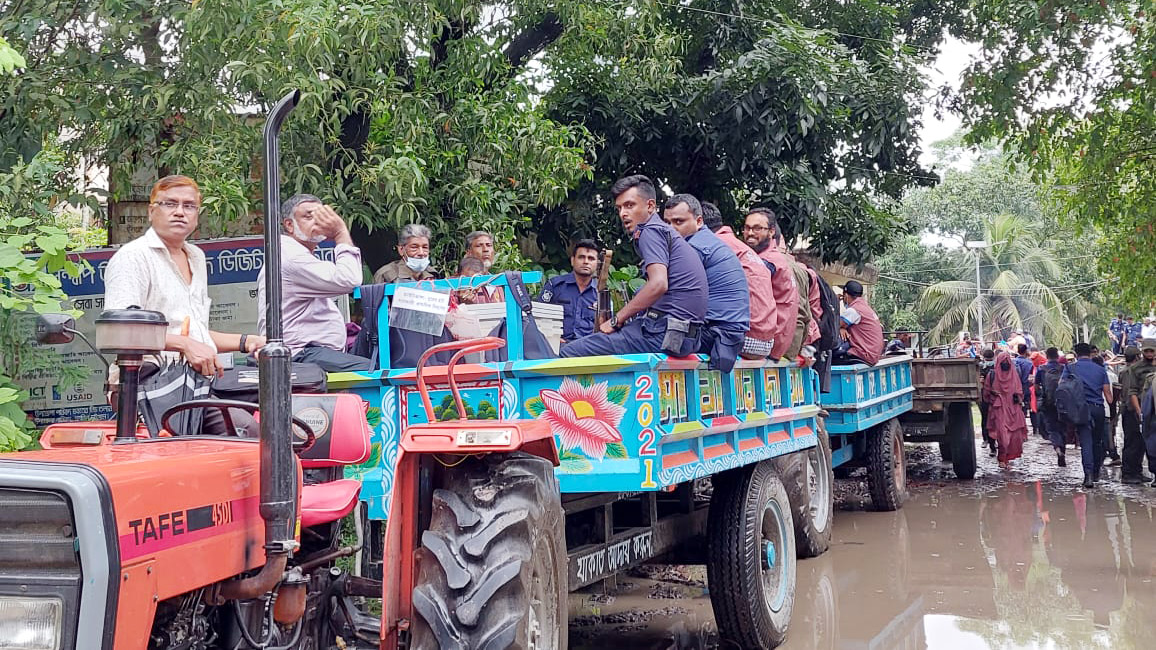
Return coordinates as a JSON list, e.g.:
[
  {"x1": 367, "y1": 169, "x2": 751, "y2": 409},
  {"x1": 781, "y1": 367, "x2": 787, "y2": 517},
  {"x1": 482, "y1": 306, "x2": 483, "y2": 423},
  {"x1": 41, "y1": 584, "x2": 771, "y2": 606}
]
[{"x1": 974, "y1": 332, "x2": 1156, "y2": 489}]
